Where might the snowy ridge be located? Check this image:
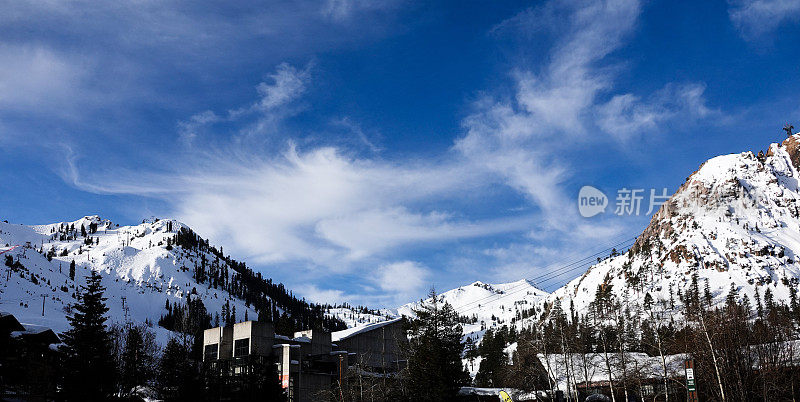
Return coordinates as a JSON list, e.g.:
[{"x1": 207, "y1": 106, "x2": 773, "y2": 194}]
[
  {"x1": 392, "y1": 135, "x2": 800, "y2": 349},
  {"x1": 547, "y1": 134, "x2": 800, "y2": 319},
  {"x1": 0, "y1": 216, "x2": 271, "y2": 341},
  {"x1": 331, "y1": 317, "x2": 404, "y2": 342},
  {"x1": 397, "y1": 279, "x2": 549, "y2": 342},
  {"x1": 324, "y1": 306, "x2": 397, "y2": 328}
]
